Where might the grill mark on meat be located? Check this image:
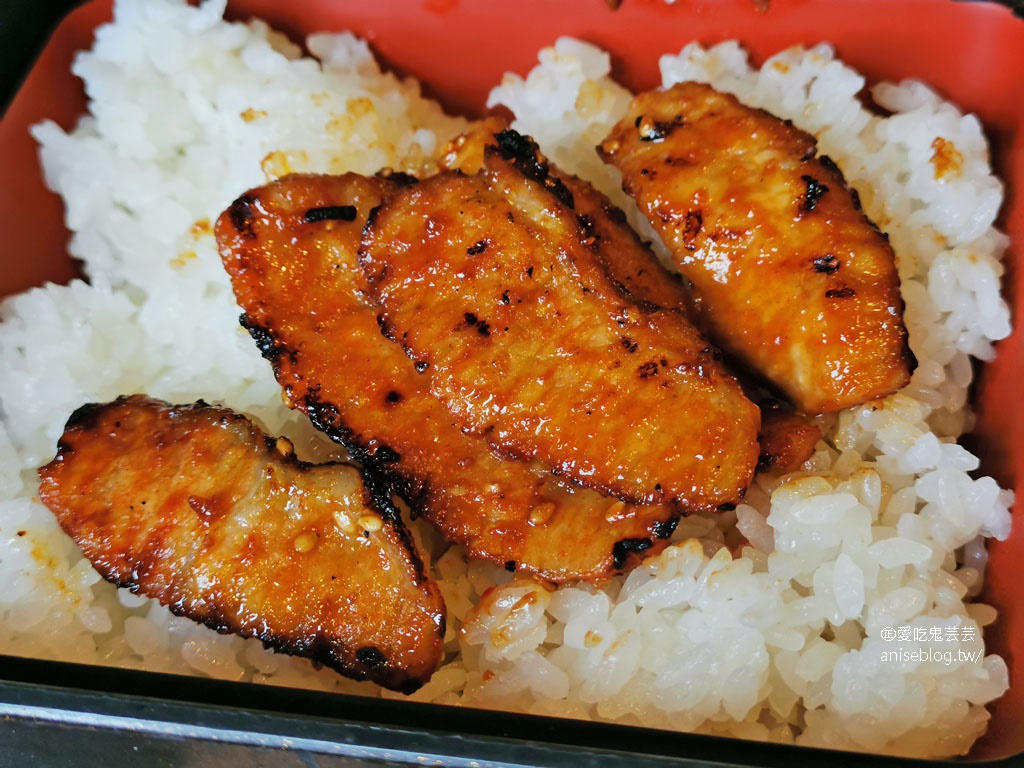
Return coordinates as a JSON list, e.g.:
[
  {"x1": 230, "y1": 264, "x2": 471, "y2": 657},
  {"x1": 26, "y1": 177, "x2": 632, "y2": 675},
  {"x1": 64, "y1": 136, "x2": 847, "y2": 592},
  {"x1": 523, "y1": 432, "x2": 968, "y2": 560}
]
[
  {"x1": 492, "y1": 129, "x2": 575, "y2": 209},
  {"x1": 241, "y1": 314, "x2": 286, "y2": 362},
  {"x1": 652, "y1": 518, "x2": 679, "y2": 539},
  {"x1": 228, "y1": 194, "x2": 257, "y2": 239},
  {"x1": 462, "y1": 312, "x2": 491, "y2": 337},
  {"x1": 374, "y1": 168, "x2": 419, "y2": 186},
  {"x1": 682, "y1": 210, "x2": 703, "y2": 249},
  {"x1": 373, "y1": 445, "x2": 401, "y2": 463},
  {"x1": 63, "y1": 400, "x2": 106, "y2": 433},
  {"x1": 799, "y1": 175, "x2": 830, "y2": 213},
  {"x1": 576, "y1": 213, "x2": 599, "y2": 249},
  {"x1": 634, "y1": 113, "x2": 683, "y2": 142},
  {"x1": 305, "y1": 205, "x2": 358, "y2": 223},
  {"x1": 612, "y1": 537, "x2": 654, "y2": 569},
  {"x1": 812, "y1": 254, "x2": 841, "y2": 274},
  {"x1": 637, "y1": 361, "x2": 659, "y2": 378},
  {"x1": 355, "y1": 646, "x2": 387, "y2": 669}
]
